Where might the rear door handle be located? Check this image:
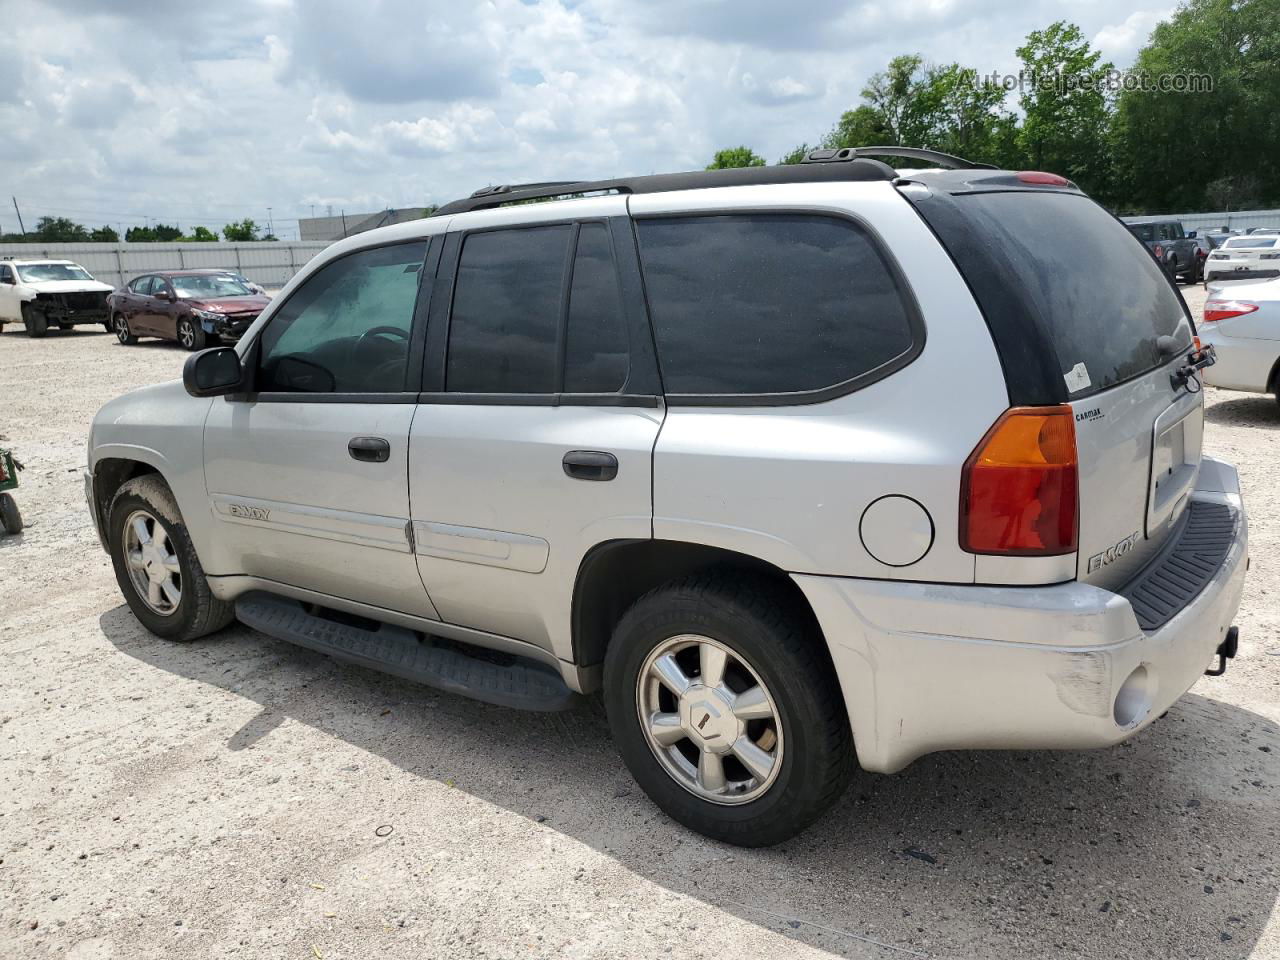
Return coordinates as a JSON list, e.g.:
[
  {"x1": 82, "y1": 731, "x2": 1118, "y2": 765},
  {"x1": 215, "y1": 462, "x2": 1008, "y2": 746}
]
[
  {"x1": 349, "y1": 437, "x2": 391, "y2": 463},
  {"x1": 562, "y1": 450, "x2": 618, "y2": 481}
]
